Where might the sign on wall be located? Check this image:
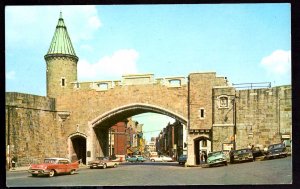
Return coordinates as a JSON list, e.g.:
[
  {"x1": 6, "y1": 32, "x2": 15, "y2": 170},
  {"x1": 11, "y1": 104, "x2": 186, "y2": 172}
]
[{"x1": 222, "y1": 143, "x2": 234, "y2": 151}]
